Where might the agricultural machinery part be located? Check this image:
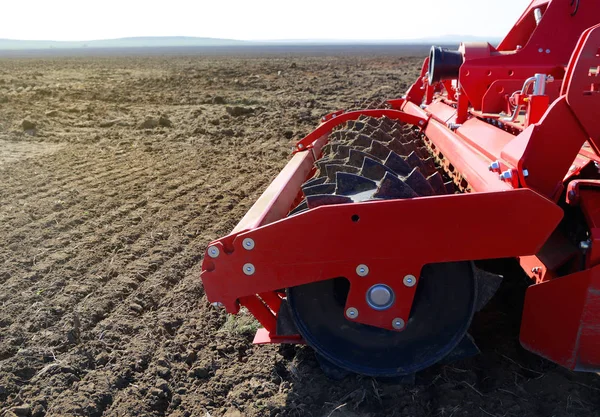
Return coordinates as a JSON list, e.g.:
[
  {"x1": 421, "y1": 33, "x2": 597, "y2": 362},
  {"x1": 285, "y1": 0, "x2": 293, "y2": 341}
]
[{"x1": 201, "y1": 0, "x2": 600, "y2": 378}]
